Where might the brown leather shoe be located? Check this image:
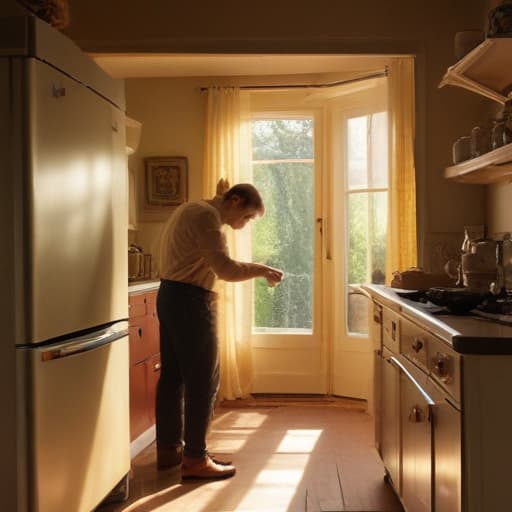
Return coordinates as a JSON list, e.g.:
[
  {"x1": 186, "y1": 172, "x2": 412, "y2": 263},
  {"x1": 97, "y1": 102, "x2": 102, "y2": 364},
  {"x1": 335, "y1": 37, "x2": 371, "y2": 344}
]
[
  {"x1": 207, "y1": 451, "x2": 232, "y2": 466},
  {"x1": 182, "y1": 455, "x2": 236, "y2": 480},
  {"x1": 157, "y1": 444, "x2": 183, "y2": 470}
]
